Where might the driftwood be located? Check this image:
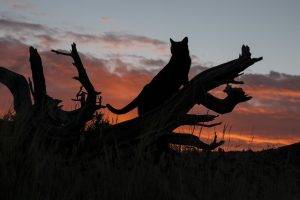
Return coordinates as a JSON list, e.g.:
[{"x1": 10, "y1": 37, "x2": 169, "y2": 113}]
[{"x1": 0, "y1": 43, "x2": 262, "y2": 154}]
